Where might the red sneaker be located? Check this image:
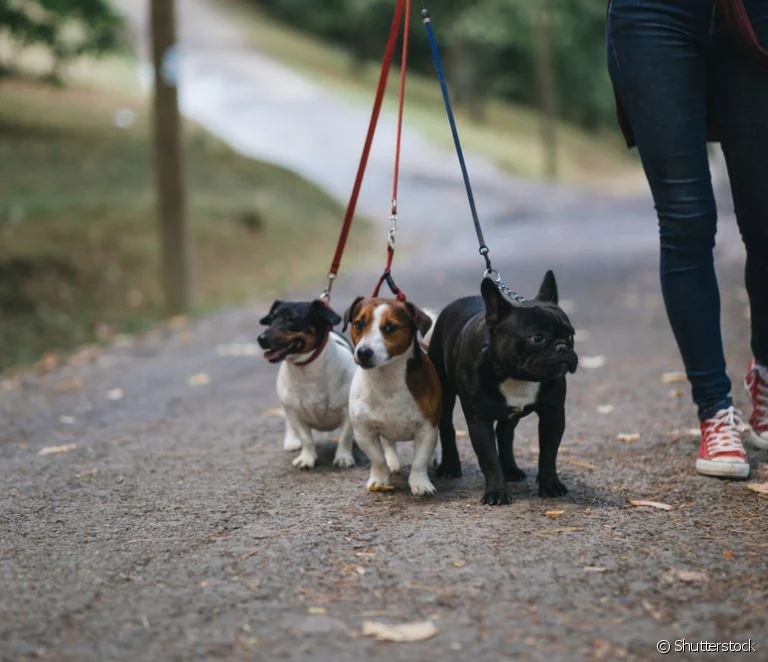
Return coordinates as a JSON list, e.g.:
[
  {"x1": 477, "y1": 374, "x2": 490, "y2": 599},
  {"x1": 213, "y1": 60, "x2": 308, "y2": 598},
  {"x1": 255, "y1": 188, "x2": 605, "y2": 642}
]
[
  {"x1": 695, "y1": 407, "x2": 750, "y2": 479},
  {"x1": 745, "y1": 360, "x2": 768, "y2": 450}
]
